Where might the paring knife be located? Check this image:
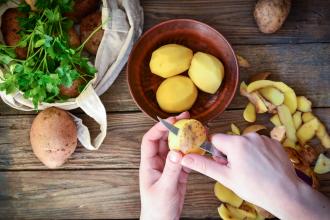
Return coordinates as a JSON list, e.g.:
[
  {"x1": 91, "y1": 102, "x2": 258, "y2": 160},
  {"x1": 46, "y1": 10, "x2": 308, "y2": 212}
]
[{"x1": 157, "y1": 117, "x2": 227, "y2": 160}]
